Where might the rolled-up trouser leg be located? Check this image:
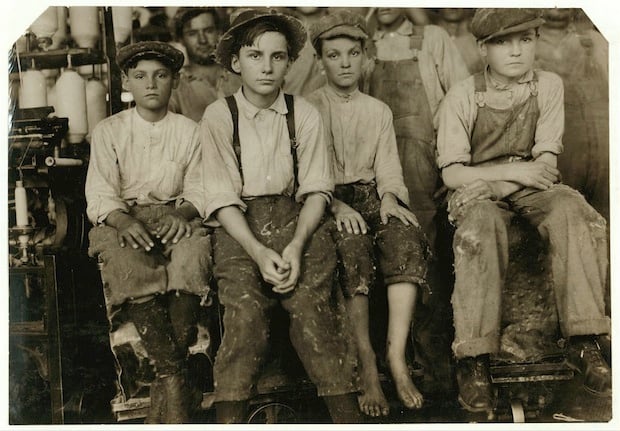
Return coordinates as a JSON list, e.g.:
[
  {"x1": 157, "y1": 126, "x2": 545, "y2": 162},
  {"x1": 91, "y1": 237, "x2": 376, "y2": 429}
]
[
  {"x1": 450, "y1": 199, "x2": 512, "y2": 359},
  {"x1": 510, "y1": 185, "x2": 610, "y2": 337}
]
